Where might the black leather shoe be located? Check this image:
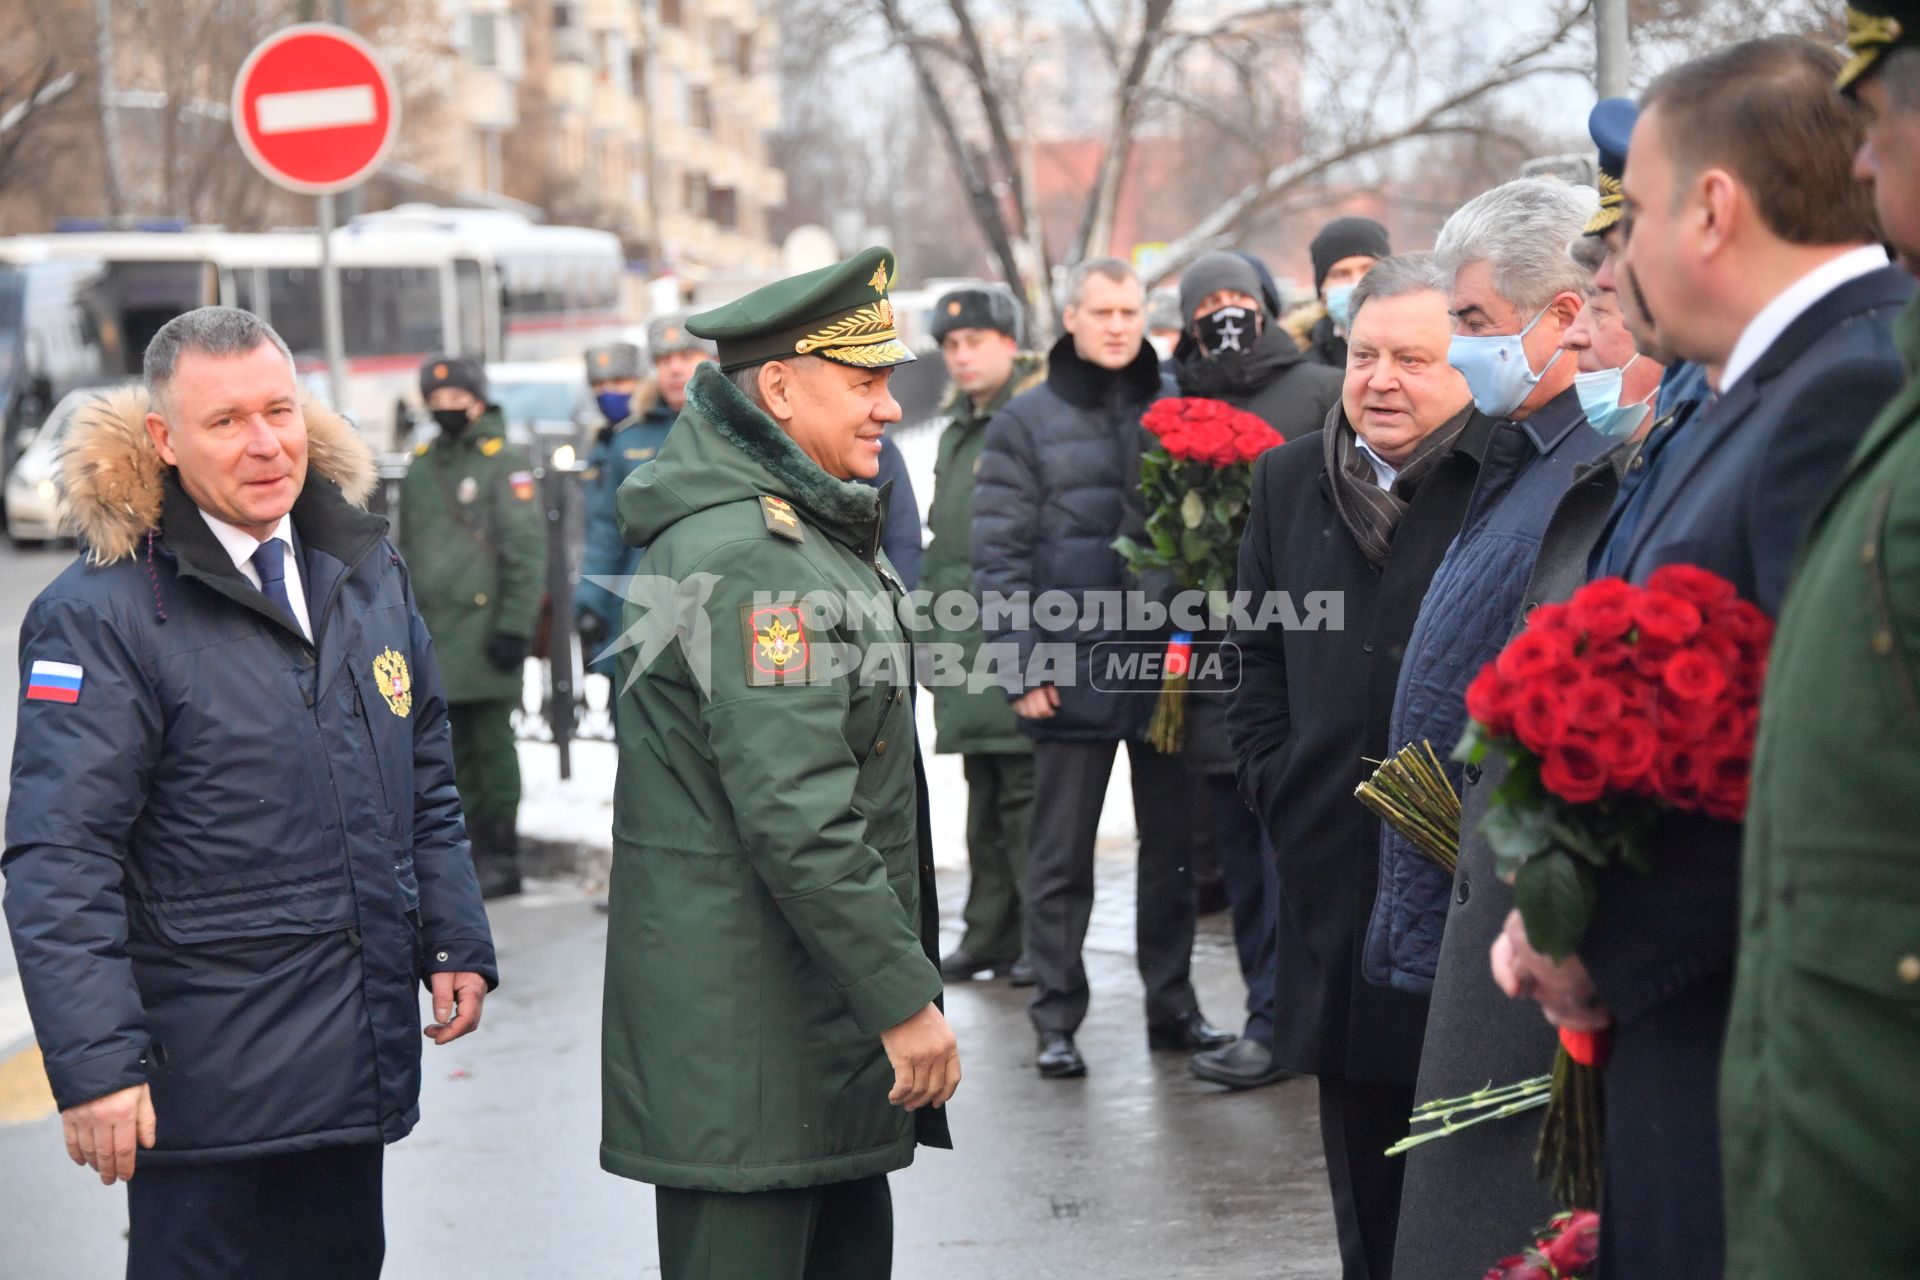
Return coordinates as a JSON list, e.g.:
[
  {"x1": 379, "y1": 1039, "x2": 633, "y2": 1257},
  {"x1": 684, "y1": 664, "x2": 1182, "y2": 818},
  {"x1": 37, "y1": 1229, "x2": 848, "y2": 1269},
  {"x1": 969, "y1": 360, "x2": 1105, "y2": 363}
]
[
  {"x1": 1036, "y1": 1032, "x2": 1087, "y2": 1078},
  {"x1": 1007, "y1": 954, "x2": 1037, "y2": 987},
  {"x1": 1147, "y1": 1011, "x2": 1236, "y2": 1052},
  {"x1": 939, "y1": 949, "x2": 1013, "y2": 981},
  {"x1": 1190, "y1": 1037, "x2": 1295, "y2": 1089}
]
